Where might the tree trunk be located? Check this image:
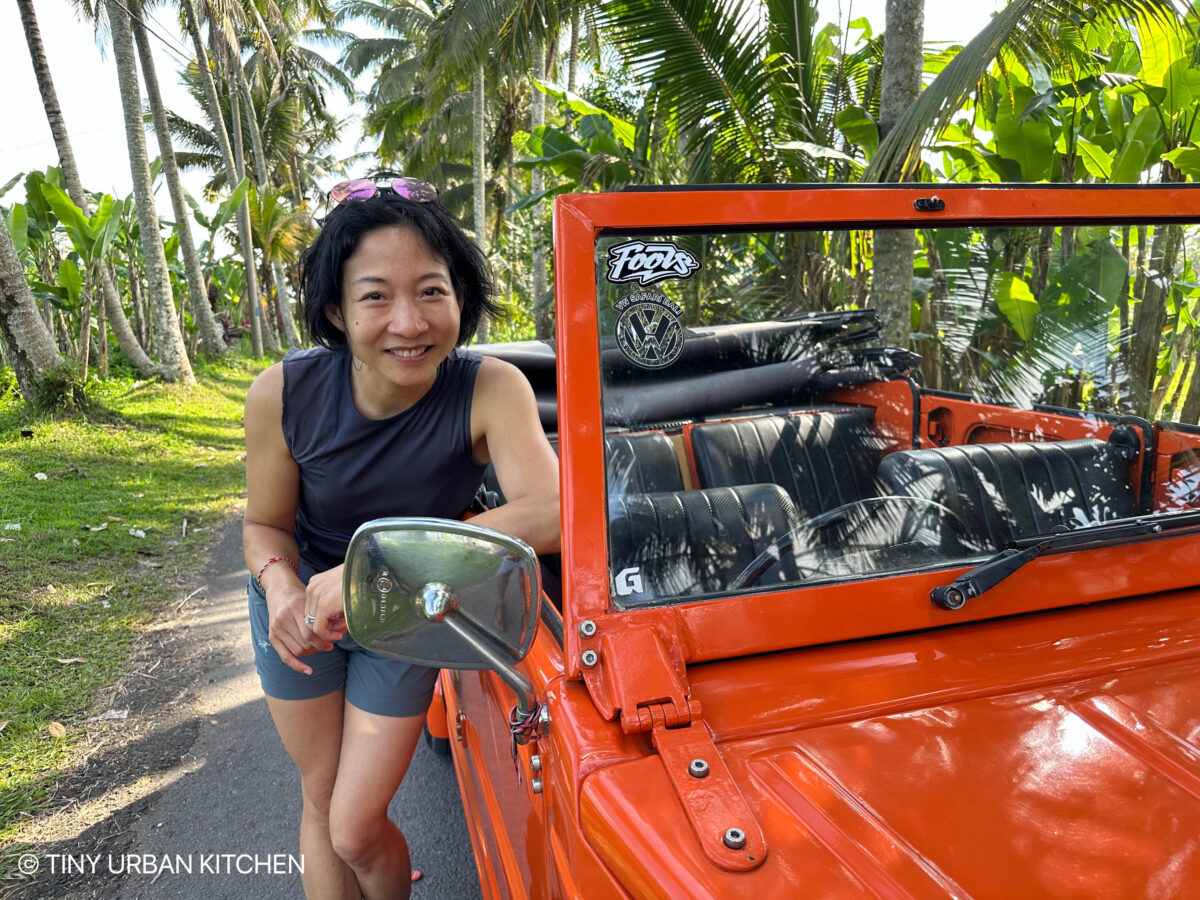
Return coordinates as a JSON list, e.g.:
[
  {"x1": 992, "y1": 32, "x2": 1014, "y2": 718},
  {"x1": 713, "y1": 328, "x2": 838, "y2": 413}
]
[
  {"x1": 107, "y1": 0, "x2": 194, "y2": 384},
  {"x1": 181, "y1": 0, "x2": 265, "y2": 356},
  {"x1": 271, "y1": 261, "x2": 302, "y2": 348},
  {"x1": 131, "y1": 269, "x2": 147, "y2": 347},
  {"x1": 97, "y1": 274, "x2": 108, "y2": 377},
  {"x1": 474, "y1": 65, "x2": 490, "y2": 344},
  {"x1": 0, "y1": 214, "x2": 64, "y2": 404},
  {"x1": 132, "y1": 13, "x2": 227, "y2": 357},
  {"x1": 233, "y1": 64, "x2": 302, "y2": 349},
  {"x1": 1130, "y1": 222, "x2": 1183, "y2": 412},
  {"x1": 867, "y1": 0, "x2": 925, "y2": 350},
  {"x1": 77, "y1": 290, "x2": 92, "y2": 377},
  {"x1": 17, "y1": 0, "x2": 156, "y2": 377},
  {"x1": 532, "y1": 49, "x2": 551, "y2": 340},
  {"x1": 229, "y1": 79, "x2": 271, "y2": 354},
  {"x1": 568, "y1": 13, "x2": 580, "y2": 95}
]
